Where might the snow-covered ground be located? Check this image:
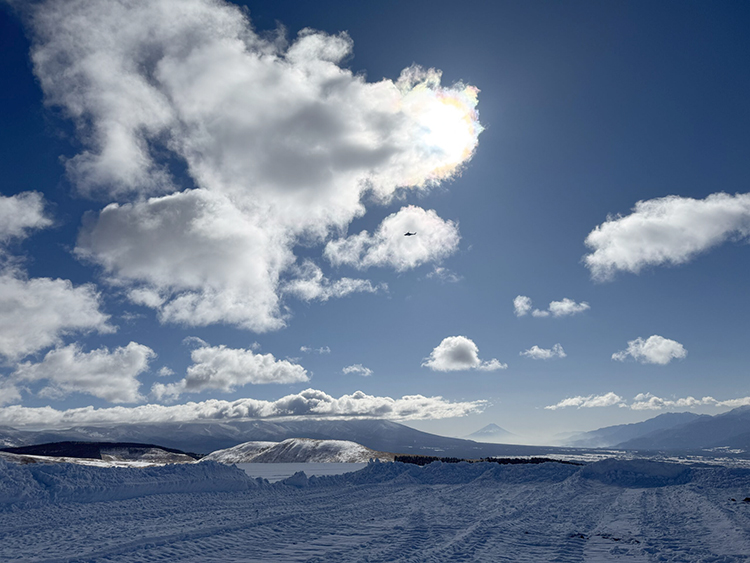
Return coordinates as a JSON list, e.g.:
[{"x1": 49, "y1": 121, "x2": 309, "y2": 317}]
[{"x1": 2, "y1": 457, "x2": 750, "y2": 562}]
